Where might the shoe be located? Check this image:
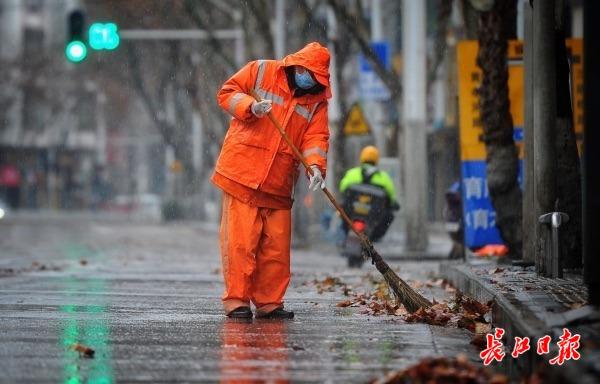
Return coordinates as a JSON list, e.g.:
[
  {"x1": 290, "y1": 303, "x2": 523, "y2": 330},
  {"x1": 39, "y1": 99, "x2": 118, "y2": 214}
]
[
  {"x1": 226, "y1": 306, "x2": 253, "y2": 319},
  {"x1": 256, "y1": 308, "x2": 295, "y2": 319}
]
